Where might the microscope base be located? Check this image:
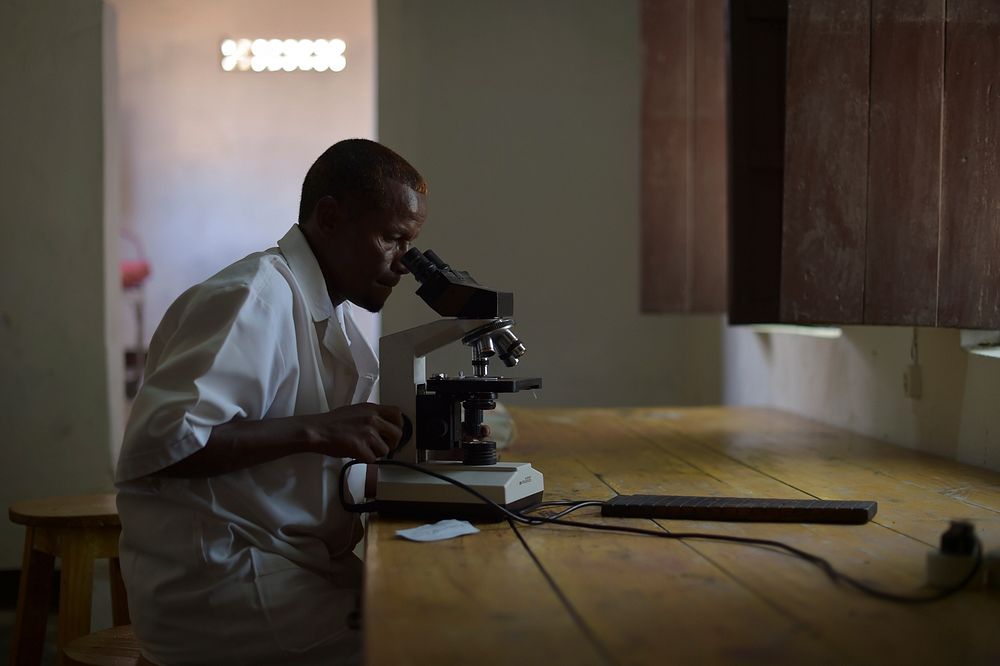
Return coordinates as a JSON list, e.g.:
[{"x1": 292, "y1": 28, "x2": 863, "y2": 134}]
[{"x1": 374, "y1": 461, "x2": 544, "y2": 522}]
